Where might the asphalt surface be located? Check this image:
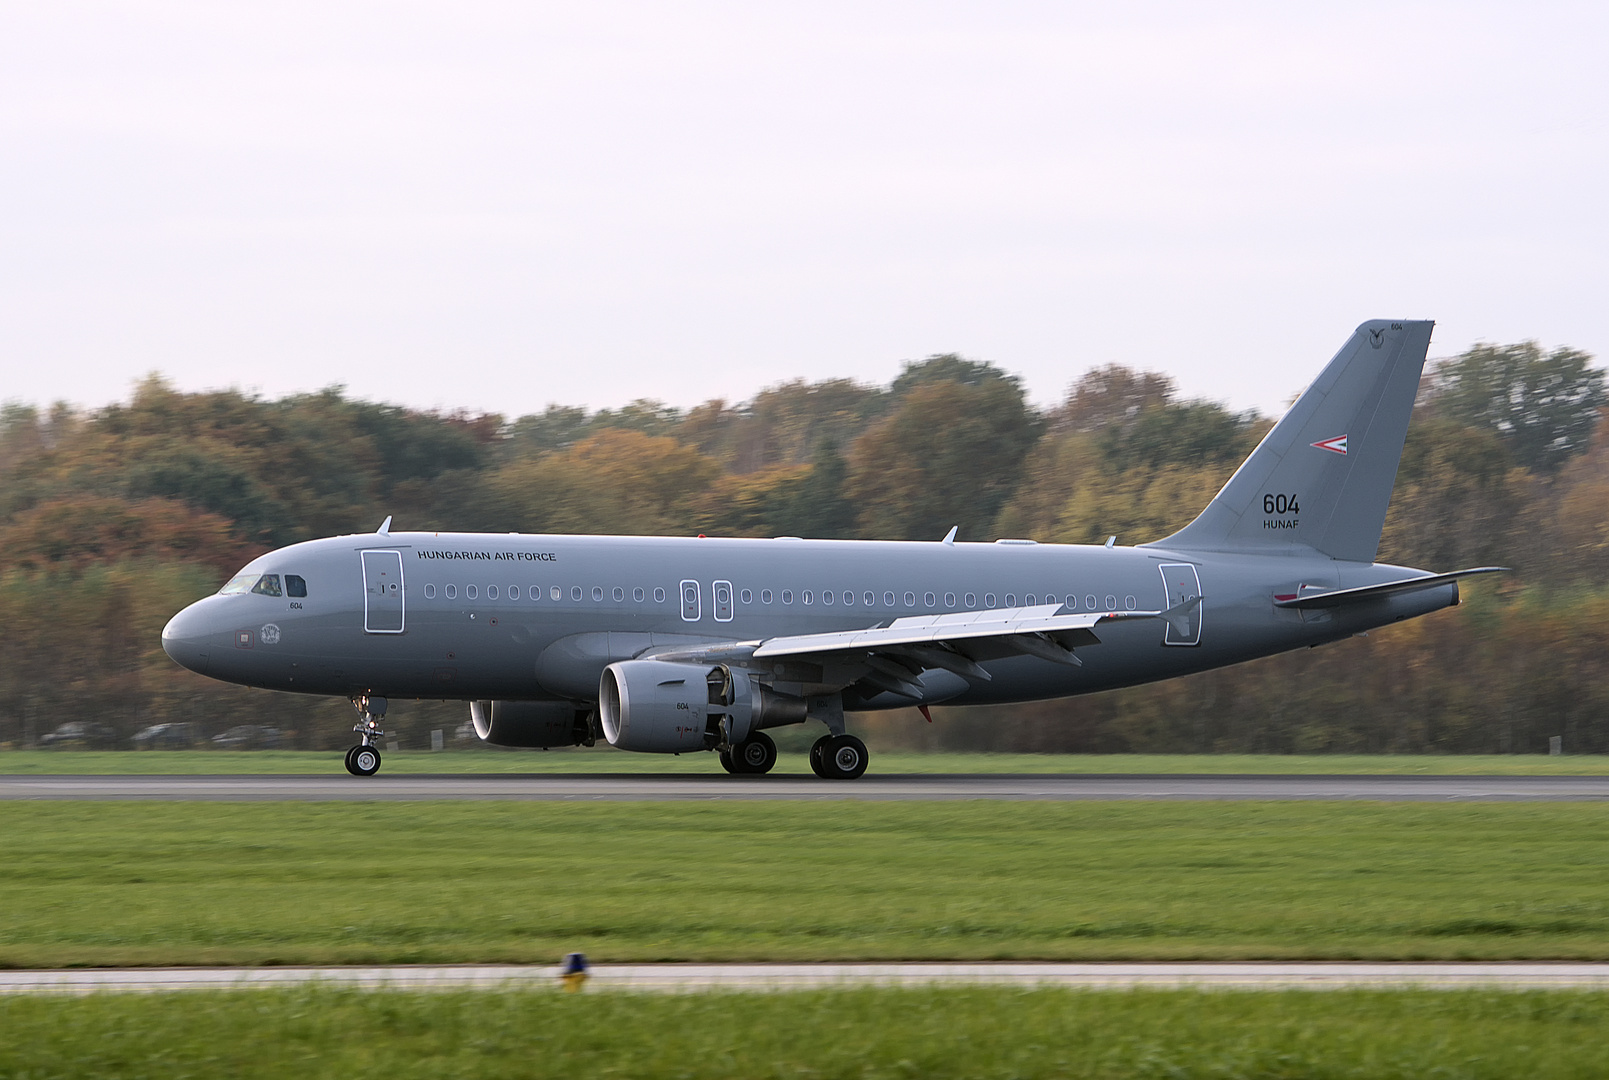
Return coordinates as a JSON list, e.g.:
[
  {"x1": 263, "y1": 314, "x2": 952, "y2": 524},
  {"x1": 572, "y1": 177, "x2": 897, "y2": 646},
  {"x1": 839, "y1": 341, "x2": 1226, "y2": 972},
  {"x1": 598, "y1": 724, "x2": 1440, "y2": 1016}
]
[
  {"x1": 4, "y1": 773, "x2": 1609, "y2": 800},
  {"x1": 5, "y1": 963, "x2": 1609, "y2": 994}
]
